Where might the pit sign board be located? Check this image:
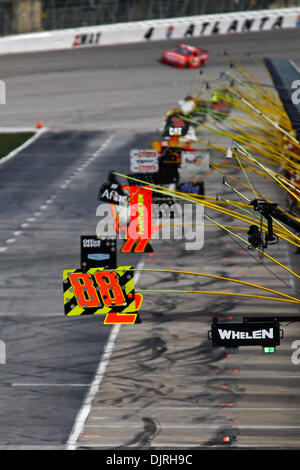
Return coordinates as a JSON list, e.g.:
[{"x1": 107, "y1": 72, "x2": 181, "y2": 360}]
[
  {"x1": 209, "y1": 321, "x2": 281, "y2": 348},
  {"x1": 63, "y1": 265, "x2": 143, "y2": 324},
  {"x1": 80, "y1": 236, "x2": 116, "y2": 270},
  {"x1": 130, "y1": 149, "x2": 158, "y2": 173}
]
